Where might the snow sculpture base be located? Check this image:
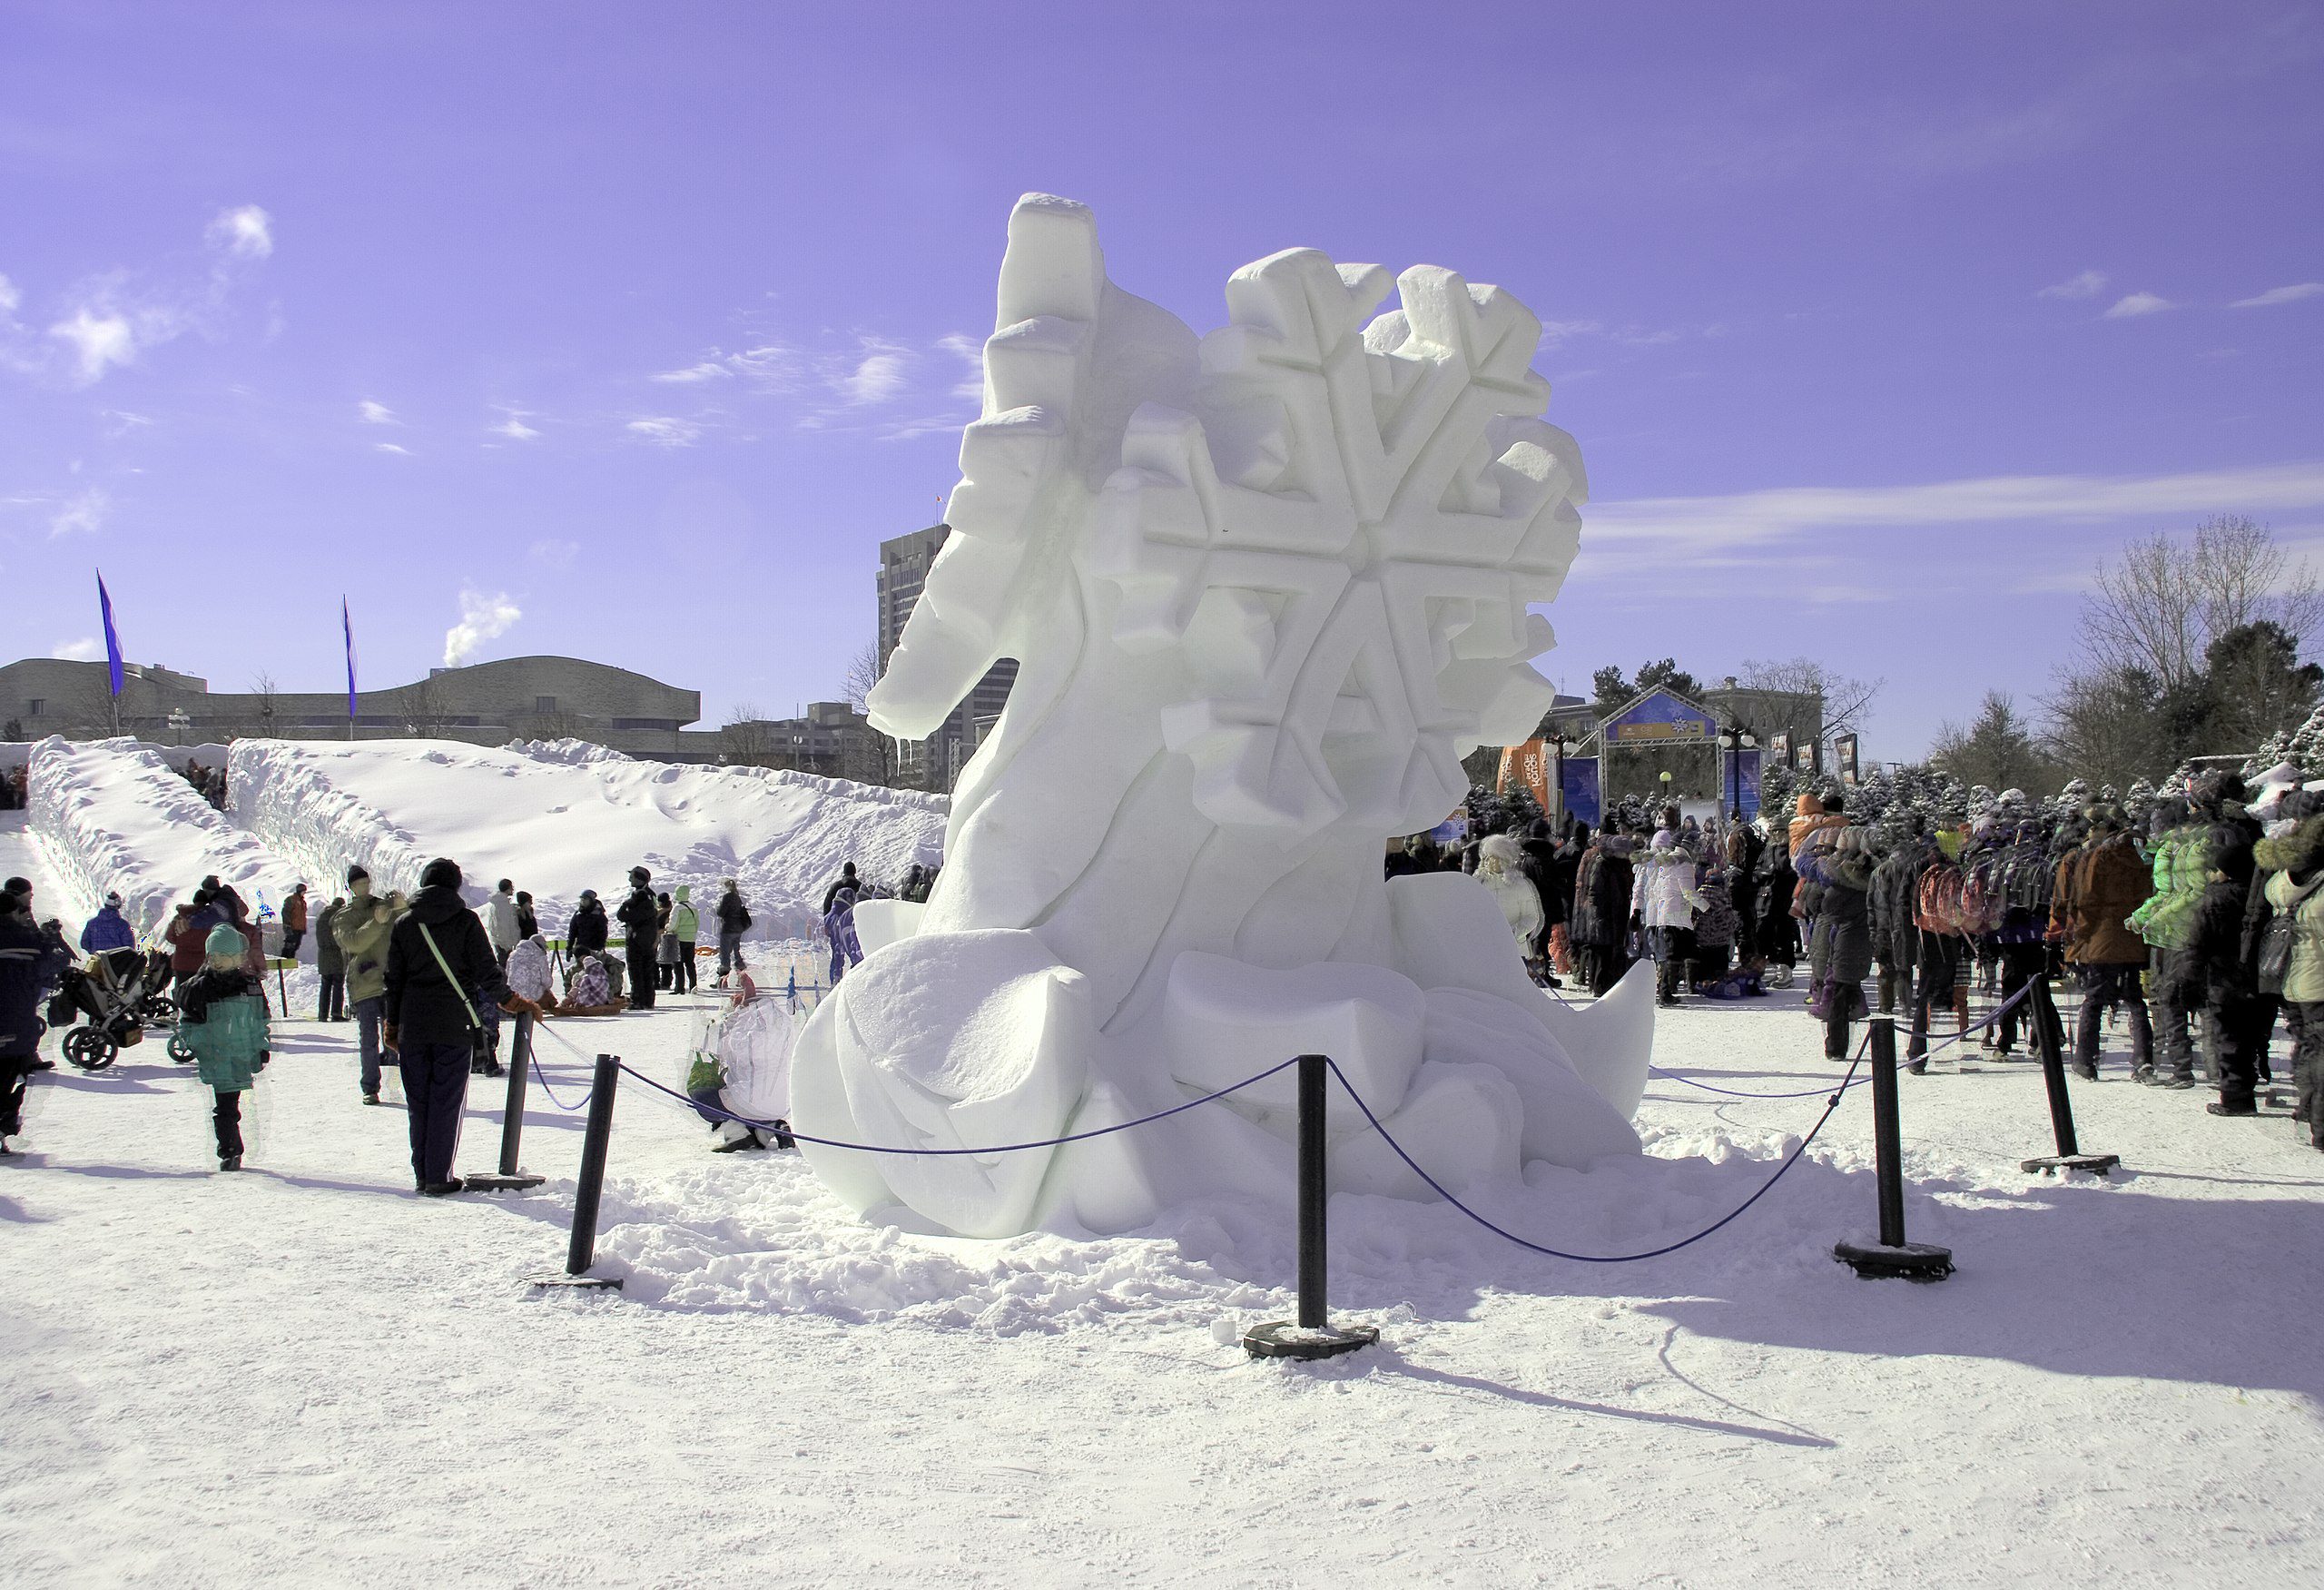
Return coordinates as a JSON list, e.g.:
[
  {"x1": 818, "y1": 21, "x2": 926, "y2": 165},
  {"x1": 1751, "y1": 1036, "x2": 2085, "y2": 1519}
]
[{"x1": 793, "y1": 195, "x2": 1650, "y2": 1238}]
